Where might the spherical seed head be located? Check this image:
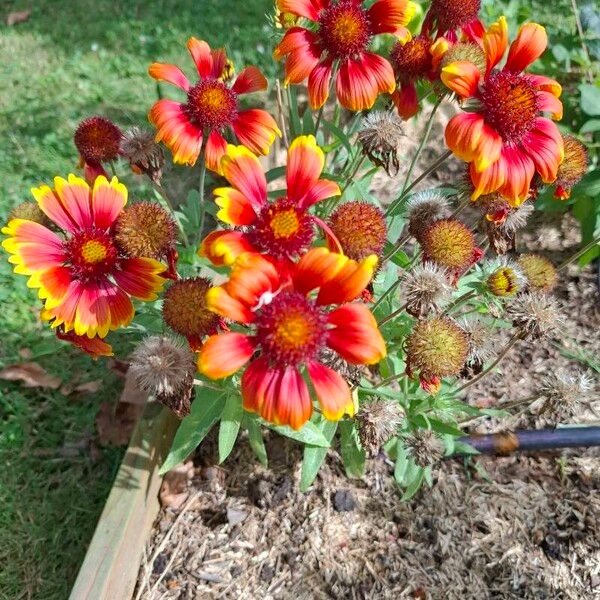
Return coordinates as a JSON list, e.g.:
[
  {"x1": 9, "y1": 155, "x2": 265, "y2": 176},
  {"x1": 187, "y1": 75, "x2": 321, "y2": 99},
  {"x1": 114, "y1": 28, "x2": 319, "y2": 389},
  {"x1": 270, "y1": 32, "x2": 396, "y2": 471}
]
[
  {"x1": 114, "y1": 202, "x2": 176, "y2": 259},
  {"x1": 554, "y1": 135, "x2": 589, "y2": 199},
  {"x1": 421, "y1": 218, "x2": 476, "y2": 270},
  {"x1": 328, "y1": 201, "x2": 387, "y2": 261},
  {"x1": 390, "y1": 35, "x2": 433, "y2": 81},
  {"x1": 74, "y1": 116, "x2": 122, "y2": 164},
  {"x1": 460, "y1": 315, "x2": 495, "y2": 376},
  {"x1": 406, "y1": 190, "x2": 449, "y2": 241},
  {"x1": 8, "y1": 201, "x2": 52, "y2": 227},
  {"x1": 406, "y1": 316, "x2": 468, "y2": 380},
  {"x1": 507, "y1": 291, "x2": 563, "y2": 340},
  {"x1": 129, "y1": 335, "x2": 196, "y2": 418},
  {"x1": 428, "y1": 0, "x2": 481, "y2": 34},
  {"x1": 539, "y1": 369, "x2": 593, "y2": 421},
  {"x1": 357, "y1": 111, "x2": 404, "y2": 175},
  {"x1": 440, "y1": 42, "x2": 487, "y2": 74},
  {"x1": 357, "y1": 399, "x2": 404, "y2": 457},
  {"x1": 403, "y1": 262, "x2": 453, "y2": 317},
  {"x1": 162, "y1": 278, "x2": 219, "y2": 338},
  {"x1": 404, "y1": 430, "x2": 444, "y2": 468},
  {"x1": 120, "y1": 126, "x2": 165, "y2": 182},
  {"x1": 486, "y1": 260, "x2": 526, "y2": 297},
  {"x1": 518, "y1": 253, "x2": 558, "y2": 293}
]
